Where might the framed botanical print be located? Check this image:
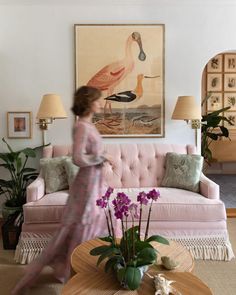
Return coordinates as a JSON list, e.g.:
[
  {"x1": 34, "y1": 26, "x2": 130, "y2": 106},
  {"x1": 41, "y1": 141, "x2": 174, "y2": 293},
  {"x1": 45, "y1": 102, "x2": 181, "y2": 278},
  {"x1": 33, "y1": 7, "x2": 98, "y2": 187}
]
[
  {"x1": 7, "y1": 112, "x2": 32, "y2": 138},
  {"x1": 224, "y1": 93, "x2": 236, "y2": 110},
  {"x1": 207, "y1": 73, "x2": 222, "y2": 92},
  {"x1": 224, "y1": 111, "x2": 236, "y2": 129},
  {"x1": 224, "y1": 54, "x2": 236, "y2": 72},
  {"x1": 74, "y1": 24, "x2": 165, "y2": 138},
  {"x1": 207, "y1": 54, "x2": 222, "y2": 72},
  {"x1": 224, "y1": 74, "x2": 236, "y2": 91},
  {"x1": 207, "y1": 93, "x2": 223, "y2": 111}
]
